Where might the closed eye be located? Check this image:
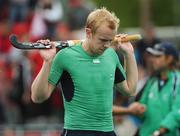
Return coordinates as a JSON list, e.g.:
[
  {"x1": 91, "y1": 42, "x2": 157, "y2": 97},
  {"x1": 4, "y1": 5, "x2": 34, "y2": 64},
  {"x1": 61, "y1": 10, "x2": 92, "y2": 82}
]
[{"x1": 99, "y1": 38, "x2": 113, "y2": 43}]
